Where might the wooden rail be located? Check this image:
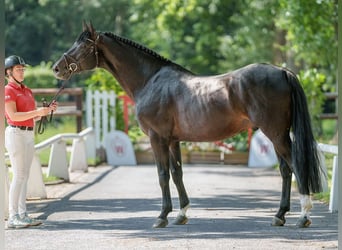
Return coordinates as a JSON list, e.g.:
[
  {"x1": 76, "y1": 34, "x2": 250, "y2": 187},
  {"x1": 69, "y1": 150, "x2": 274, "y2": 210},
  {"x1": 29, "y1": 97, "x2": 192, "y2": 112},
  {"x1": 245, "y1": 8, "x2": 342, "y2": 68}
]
[{"x1": 32, "y1": 88, "x2": 83, "y2": 132}]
